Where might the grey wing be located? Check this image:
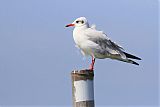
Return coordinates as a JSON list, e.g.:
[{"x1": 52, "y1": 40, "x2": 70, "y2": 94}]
[
  {"x1": 88, "y1": 33, "x2": 126, "y2": 59},
  {"x1": 91, "y1": 37, "x2": 120, "y2": 51}
]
